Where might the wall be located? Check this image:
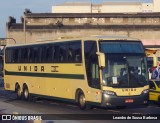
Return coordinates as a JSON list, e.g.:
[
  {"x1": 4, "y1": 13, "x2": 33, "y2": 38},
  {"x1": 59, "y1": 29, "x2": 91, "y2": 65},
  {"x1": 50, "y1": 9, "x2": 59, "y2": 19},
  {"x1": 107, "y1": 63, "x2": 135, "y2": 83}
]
[
  {"x1": 6, "y1": 13, "x2": 160, "y2": 58},
  {"x1": 7, "y1": 27, "x2": 160, "y2": 44},
  {"x1": 7, "y1": 27, "x2": 160, "y2": 56},
  {"x1": 25, "y1": 17, "x2": 160, "y2": 26}
]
